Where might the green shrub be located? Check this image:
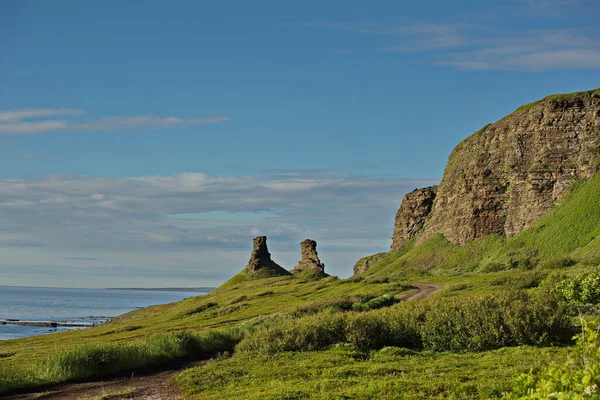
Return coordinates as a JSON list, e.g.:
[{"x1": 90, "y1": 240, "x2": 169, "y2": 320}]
[
  {"x1": 237, "y1": 290, "x2": 569, "y2": 355},
  {"x1": 557, "y1": 270, "x2": 600, "y2": 306},
  {"x1": 491, "y1": 271, "x2": 546, "y2": 289},
  {"x1": 289, "y1": 298, "x2": 355, "y2": 317},
  {"x1": 182, "y1": 302, "x2": 219, "y2": 316},
  {"x1": 235, "y1": 313, "x2": 346, "y2": 354},
  {"x1": 538, "y1": 256, "x2": 577, "y2": 269},
  {"x1": 507, "y1": 249, "x2": 539, "y2": 270},
  {"x1": 351, "y1": 294, "x2": 398, "y2": 311},
  {"x1": 230, "y1": 295, "x2": 247, "y2": 304},
  {"x1": 421, "y1": 290, "x2": 569, "y2": 352},
  {"x1": 480, "y1": 262, "x2": 508, "y2": 273},
  {"x1": 507, "y1": 321, "x2": 600, "y2": 399}
]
